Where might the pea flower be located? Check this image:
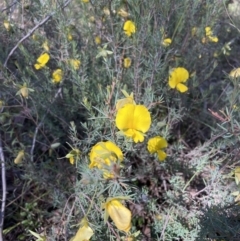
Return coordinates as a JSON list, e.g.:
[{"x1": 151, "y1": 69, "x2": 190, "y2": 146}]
[
  {"x1": 123, "y1": 20, "x2": 136, "y2": 37},
  {"x1": 147, "y1": 136, "x2": 168, "y2": 161},
  {"x1": 202, "y1": 26, "x2": 218, "y2": 43},
  {"x1": 116, "y1": 103, "x2": 151, "y2": 143},
  {"x1": 123, "y1": 57, "x2": 131, "y2": 68},
  {"x1": 52, "y1": 69, "x2": 63, "y2": 84},
  {"x1": 162, "y1": 38, "x2": 172, "y2": 47},
  {"x1": 34, "y1": 53, "x2": 50, "y2": 70},
  {"x1": 168, "y1": 67, "x2": 189, "y2": 93},
  {"x1": 102, "y1": 197, "x2": 132, "y2": 233},
  {"x1": 71, "y1": 218, "x2": 94, "y2": 241},
  {"x1": 89, "y1": 141, "x2": 123, "y2": 178},
  {"x1": 116, "y1": 89, "x2": 135, "y2": 111}
]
